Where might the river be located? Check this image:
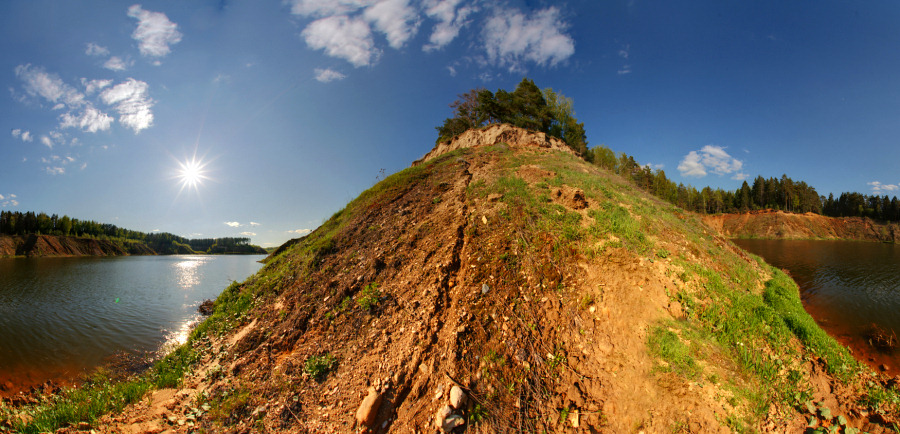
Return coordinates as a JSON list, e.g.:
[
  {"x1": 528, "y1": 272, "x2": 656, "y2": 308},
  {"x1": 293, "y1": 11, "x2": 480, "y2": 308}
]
[
  {"x1": 733, "y1": 239, "x2": 900, "y2": 372},
  {"x1": 0, "y1": 255, "x2": 264, "y2": 395}
]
